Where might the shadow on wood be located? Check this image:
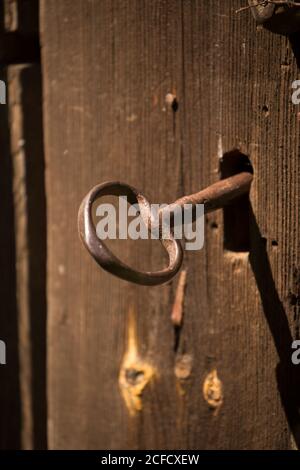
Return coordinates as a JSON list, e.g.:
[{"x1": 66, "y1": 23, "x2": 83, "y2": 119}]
[
  {"x1": 0, "y1": 67, "x2": 21, "y2": 449},
  {"x1": 21, "y1": 65, "x2": 47, "y2": 450},
  {"x1": 289, "y1": 31, "x2": 300, "y2": 69},
  {"x1": 249, "y1": 206, "x2": 300, "y2": 448}
]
